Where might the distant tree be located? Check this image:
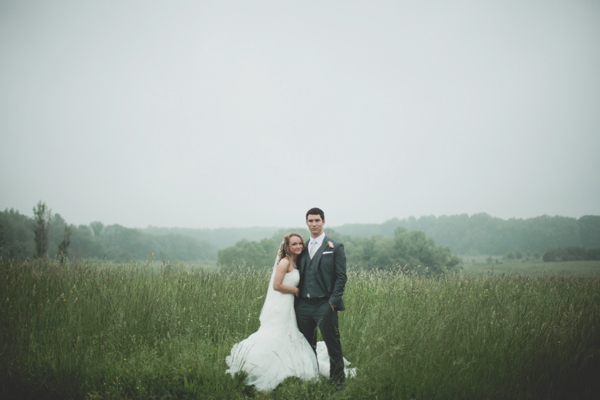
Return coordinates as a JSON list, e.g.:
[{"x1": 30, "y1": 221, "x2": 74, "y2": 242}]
[
  {"x1": 48, "y1": 213, "x2": 68, "y2": 257},
  {"x1": 0, "y1": 207, "x2": 219, "y2": 262},
  {"x1": 561, "y1": 247, "x2": 587, "y2": 261},
  {"x1": 58, "y1": 225, "x2": 72, "y2": 261},
  {"x1": 218, "y1": 238, "x2": 279, "y2": 270},
  {"x1": 587, "y1": 248, "x2": 600, "y2": 260},
  {"x1": 343, "y1": 228, "x2": 460, "y2": 274},
  {"x1": 32, "y1": 201, "x2": 52, "y2": 258},
  {"x1": 90, "y1": 221, "x2": 104, "y2": 237},
  {"x1": 335, "y1": 213, "x2": 597, "y2": 256},
  {"x1": 578, "y1": 215, "x2": 600, "y2": 249},
  {"x1": 391, "y1": 228, "x2": 460, "y2": 274},
  {"x1": 0, "y1": 208, "x2": 34, "y2": 259},
  {"x1": 70, "y1": 224, "x2": 102, "y2": 260},
  {"x1": 542, "y1": 249, "x2": 558, "y2": 262},
  {"x1": 0, "y1": 216, "x2": 4, "y2": 251},
  {"x1": 514, "y1": 250, "x2": 523, "y2": 259},
  {"x1": 542, "y1": 246, "x2": 599, "y2": 262},
  {"x1": 344, "y1": 235, "x2": 396, "y2": 270}
]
